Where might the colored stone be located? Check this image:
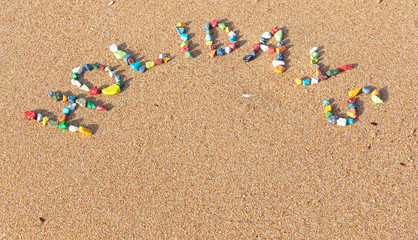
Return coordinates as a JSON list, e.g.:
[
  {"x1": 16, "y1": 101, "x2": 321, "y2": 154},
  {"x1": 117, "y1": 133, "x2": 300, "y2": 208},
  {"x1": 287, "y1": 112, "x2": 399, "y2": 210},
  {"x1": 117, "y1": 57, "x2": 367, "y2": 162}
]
[
  {"x1": 318, "y1": 73, "x2": 329, "y2": 80},
  {"x1": 180, "y1": 33, "x2": 188, "y2": 41},
  {"x1": 371, "y1": 89, "x2": 380, "y2": 97},
  {"x1": 163, "y1": 57, "x2": 170, "y2": 63},
  {"x1": 139, "y1": 65, "x2": 146, "y2": 73},
  {"x1": 337, "y1": 64, "x2": 354, "y2": 71},
  {"x1": 371, "y1": 95, "x2": 383, "y2": 103},
  {"x1": 328, "y1": 116, "x2": 338, "y2": 124},
  {"x1": 206, "y1": 40, "x2": 213, "y2": 46},
  {"x1": 302, "y1": 79, "x2": 311, "y2": 86},
  {"x1": 76, "y1": 98, "x2": 87, "y2": 107},
  {"x1": 347, "y1": 98, "x2": 356, "y2": 103},
  {"x1": 92, "y1": 64, "x2": 99, "y2": 69},
  {"x1": 347, "y1": 103, "x2": 357, "y2": 109},
  {"x1": 262, "y1": 32, "x2": 272, "y2": 39},
  {"x1": 216, "y1": 48, "x2": 225, "y2": 56},
  {"x1": 83, "y1": 64, "x2": 92, "y2": 71},
  {"x1": 62, "y1": 108, "x2": 70, "y2": 115},
  {"x1": 146, "y1": 61, "x2": 156, "y2": 69},
  {"x1": 71, "y1": 79, "x2": 82, "y2": 87},
  {"x1": 68, "y1": 103, "x2": 77, "y2": 111},
  {"x1": 122, "y1": 54, "x2": 133, "y2": 65},
  {"x1": 252, "y1": 44, "x2": 260, "y2": 51},
  {"x1": 155, "y1": 58, "x2": 163, "y2": 65},
  {"x1": 228, "y1": 31, "x2": 236, "y2": 37},
  {"x1": 109, "y1": 44, "x2": 118, "y2": 52},
  {"x1": 72, "y1": 67, "x2": 83, "y2": 74},
  {"x1": 229, "y1": 35, "x2": 236, "y2": 42},
  {"x1": 326, "y1": 69, "x2": 340, "y2": 77},
  {"x1": 347, "y1": 109, "x2": 357, "y2": 119},
  {"x1": 274, "y1": 30, "x2": 283, "y2": 41},
  {"x1": 209, "y1": 50, "x2": 217, "y2": 57},
  {"x1": 224, "y1": 47, "x2": 232, "y2": 54},
  {"x1": 52, "y1": 92, "x2": 63, "y2": 101},
  {"x1": 224, "y1": 26, "x2": 230, "y2": 33},
  {"x1": 176, "y1": 27, "x2": 185, "y2": 35},
  {"x1": 218, "y1": 22, "x2": 226, "y2": 30},
  {"x1": 96, "y1": 105, "x2": 107, "y2": 111},
  {"x1": 276, "y1": 46, "x2": 287, "y2": 53},
  {"x1": 346, "y1": 118, "x2": 354, "y2": 124},
  {"x1": 310, "y1": 47, "x2": 319, "y2": 54},
  {"x1": 71, "y1": 72, "x2": 78, "y2": 80},
  {"x1": 242, "y1": 55, "x2": 253, "y2": 62},
  {"x1": 131, "y1": 61, "x2": 141, "y2": 71},
  {"x1": 62, "y1": 95, "x2": 68, "y2": 102},
  {"x1": 69, "y1": 125, "x2": 78, "y2": 132},
  {"x1": 310, "y1": 58, "x2": 318, "y2": 64},
  {"x1": 184, "y1": 51, "x2": 193, "y2": 58},
  {"x1": 274, "y1": 65, "x2": 286, "y2": 74},
  {"x1": 180, "y1": 41, "x2": 189, "y2": 47},
  {"x1": 326, "y1": 111, "x2": 333, "y2": 119},
  {"x1": 348, "y1": 88, "x2": 362, "y2": 97},
  {"x1": 270, "y1": 27, "x2": 279, "y2": 35},
  {"x1": 180, "y1": 45, "x2": 189, "y2": 53},
  {"x1": 109, "y1": 71, "x2": 116, "y2": 77},
  {"x1": 105, "y1": 66, "x2": 111, "y2": 71},
  {"x1": 24, "y1": 111, "x2": 36, "y2": 120},
  {"x1": 227, "y1": 42, "x2": 237, "y2": 50},
  {"x1": 68, "y1": 96, "x2": 77, "y2": 103},
  {"x1": 42, "y1": 116, "x2": 49, "y2": 126},
  {"x1": 99, "y1": 65, "x2": 105, "y2": 70},
  {"x1": 58, "y1": 121, "x2": 69, "y2": 129},
  {"x1": 324, "y1": 100, "x2": 330, "y2": 106},
  {"x1": 57, "y1": 113, "x2": 66, "y2": 123},
  {"x1": 114, "y1": 50, "x2": 128, "y2": 59},
  {"x1": 337, "y1": 118, "x2": 347, "y2": 126},
  {"x1": 310, "y1": 52, "x2": 319, "y2": 59},
  {"x1": 48, "y1": 120, "x2": 58, "y2": 127},
  {"x1": 210, "y1": 20, "x2": 218, "y2": 28},
  {"x1": 87, "y1": 101, "x2": 96, "y2": 109},
  {"x1": 312, "y1": 64, "x2": 320, "y2": 70},
  {"x1": 80, "y1": 84, "x2": 90, "y2": 91},
  {"x1": 315, "y1": 68, "x2": 322, "y2": 77},
  {"x1": 78, "y1": 126, "x2": 92, "y2": 135},
  {"x1": 325, "y1": 105, "x2": 332, "y2": 112},
  {"x1": 116, "y1": 79, "x2": 124, "y2": 87},
  {"x1": 205, "y1": 34, "x2": 213, "y2": 41},
  {"x1": 276, "y1": 52, "x2": 283, "y2": 60},
  {"x1": 48, "y1": 92, "x2": 54, "y2": 97},
  {"x1": 176, "y1": 22, "x2": 186, "y2": 28},
  {"x1": 89, "y1": 86, "x2": 100, "y2": 95},
  {"x1": 311, "y1": 77, "x2": 319, "y2": 84},
  {"x1": 102, "y1": 84, "x2": 121, "y2": 95},
  {"x1": 204, "y1": 23, "x2": 211, "y2": 31},
  {"x1": 295, "y1": 78, "x2": 302, "y2": 85},
  {"x1": 205, "y1": 29, "x2": 211, "y2": 35},
  {"x1": 208, "y1": 45, "x2": 216, "y2": 50},
  {"x1": 37, "y1": 113, "x2": 43, "y2": 122}
]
